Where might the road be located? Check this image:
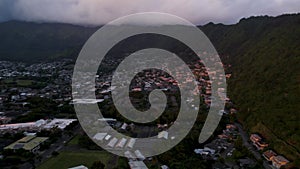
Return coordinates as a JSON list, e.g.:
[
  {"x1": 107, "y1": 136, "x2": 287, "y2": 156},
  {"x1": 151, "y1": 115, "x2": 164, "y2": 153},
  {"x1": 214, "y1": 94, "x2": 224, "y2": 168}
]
[
  {"x1": 234, "y1": 123, "x2": 273, "y2": 169},
  {"x1": 234, "y1": 123, "x2": 262, "y2": 160}
]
